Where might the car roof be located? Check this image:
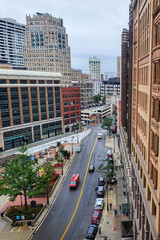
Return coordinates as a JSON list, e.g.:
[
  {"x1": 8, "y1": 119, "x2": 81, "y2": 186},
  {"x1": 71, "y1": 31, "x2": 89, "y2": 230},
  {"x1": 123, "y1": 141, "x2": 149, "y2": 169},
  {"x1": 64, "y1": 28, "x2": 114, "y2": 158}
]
[{"x1": 98, "y1": 186, "x2": 104, "y2": 190}]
